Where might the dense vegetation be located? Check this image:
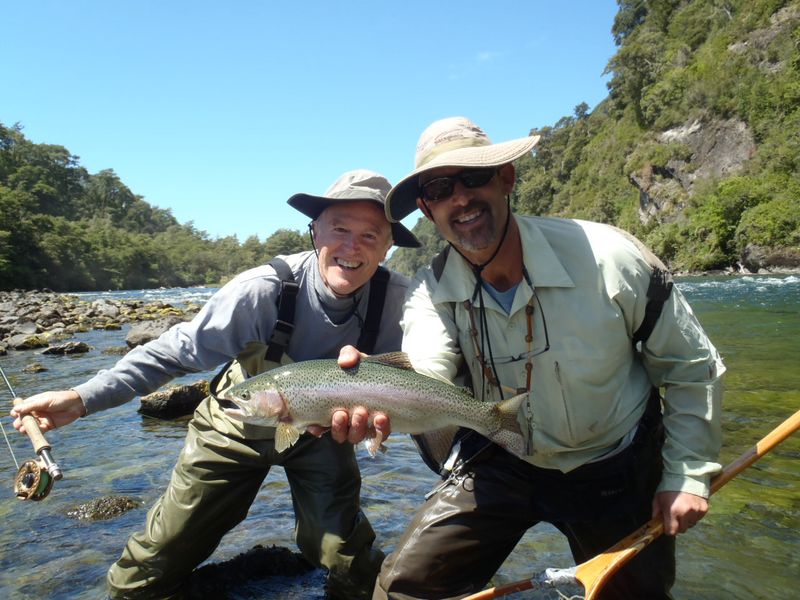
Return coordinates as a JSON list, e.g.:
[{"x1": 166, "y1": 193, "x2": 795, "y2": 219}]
[
  {"x1": 390, "y1": 0, "x2": 800, "y2": 275},
  {"x1": 0, "y1": 123, "x2": 310, "y2": 291},
  {"x1": 3, "y1": 0, "x2": 798, "y2": 290}
]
